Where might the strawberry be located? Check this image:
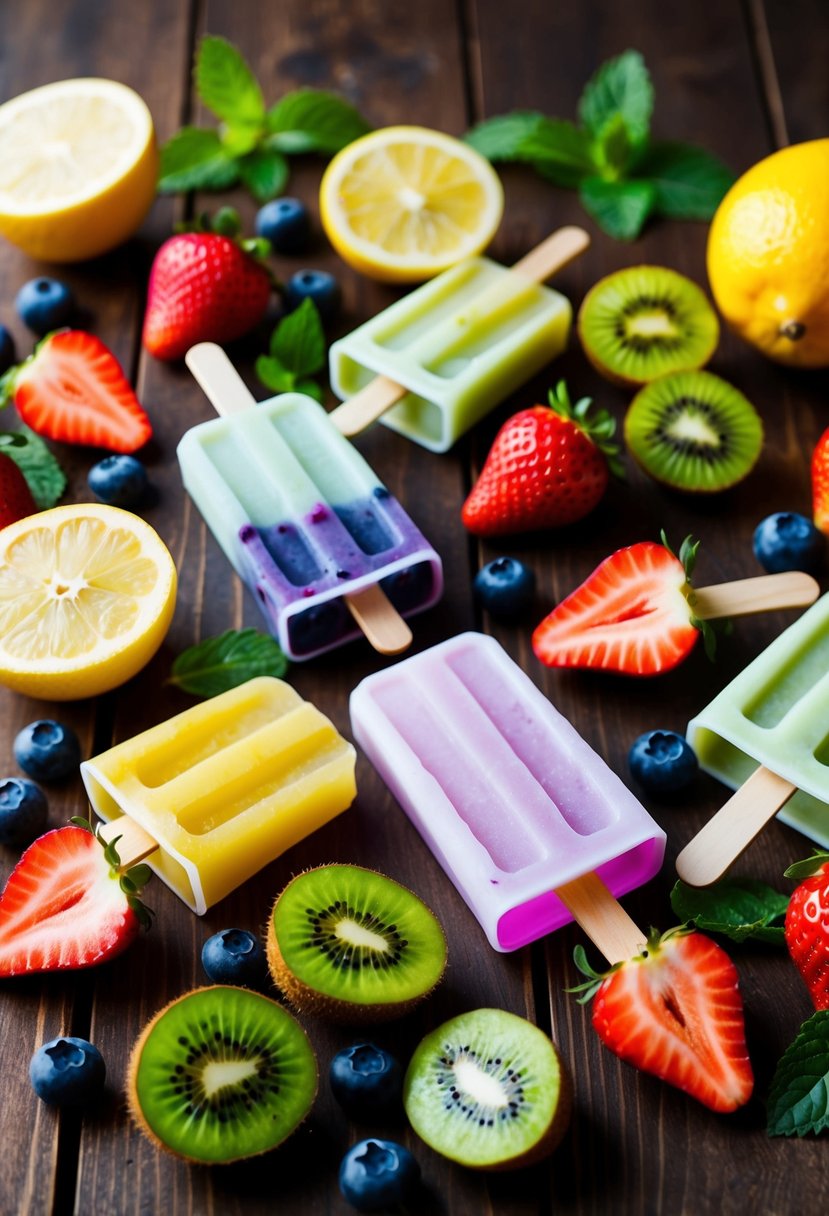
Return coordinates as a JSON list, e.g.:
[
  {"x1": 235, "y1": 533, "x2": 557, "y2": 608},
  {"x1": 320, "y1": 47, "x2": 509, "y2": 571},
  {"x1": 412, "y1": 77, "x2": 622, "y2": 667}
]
[
  {"x1": 1, "y1": 330, "x2": 152, "y2": 452},
  {"x1": 0, "y1": 822, "x2": 152, "y2": 976},
  {"x1": 143, "y1": 213, "x2": 272, "y2": 361},
  {"x1": 461, "y1": 381, "x2": 622, "y2": 536},
  {"x1": 572, "y1": 928, "x2": 754, "y2": 1113},
  {"x1": 532, "y1": 535, "x2": 715, "y2": 676},
  {"x1": 811, "y1": 426, "x2": 829, "y2": 534},
  {"x1": 0, "y1": 451, "x2": 37, "y2": 528},
  {"x1": 784, "y1": 851, "x2": 829, "y2": 1010}
]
